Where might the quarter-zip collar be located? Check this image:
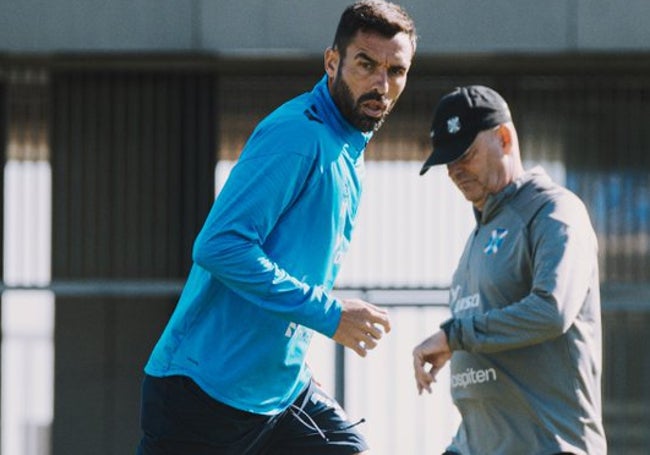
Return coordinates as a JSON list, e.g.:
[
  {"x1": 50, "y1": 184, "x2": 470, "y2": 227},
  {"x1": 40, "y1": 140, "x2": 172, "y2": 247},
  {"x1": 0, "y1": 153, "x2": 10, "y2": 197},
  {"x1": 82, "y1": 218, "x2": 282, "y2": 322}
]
[
  {"x1": 476, "y1": 166, "x2": 551, "y2": 224},
  {"x1": 312, "y1": 75, "x2": 373, "y2": 159}
]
